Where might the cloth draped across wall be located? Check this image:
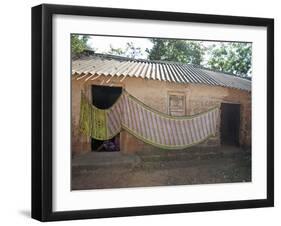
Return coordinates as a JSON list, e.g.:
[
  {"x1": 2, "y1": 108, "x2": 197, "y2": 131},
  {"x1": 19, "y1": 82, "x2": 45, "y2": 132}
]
[{"x1": 80, "y1": 90, "x2": 219, "y2": 149}]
